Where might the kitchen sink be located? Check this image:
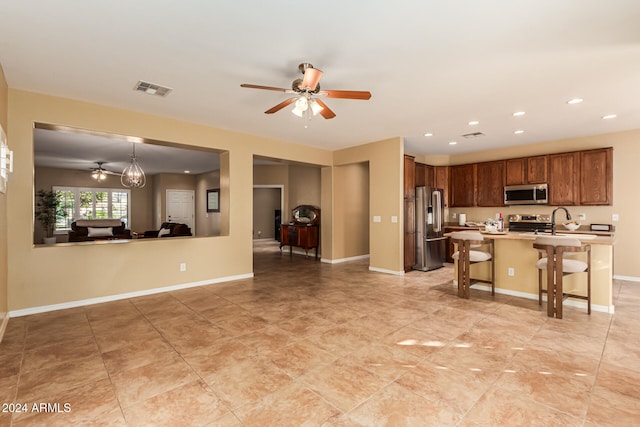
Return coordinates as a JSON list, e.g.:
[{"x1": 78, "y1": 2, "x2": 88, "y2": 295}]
[{"x1": 518, "y1": 232, "x2": 597, "y2": 240}]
